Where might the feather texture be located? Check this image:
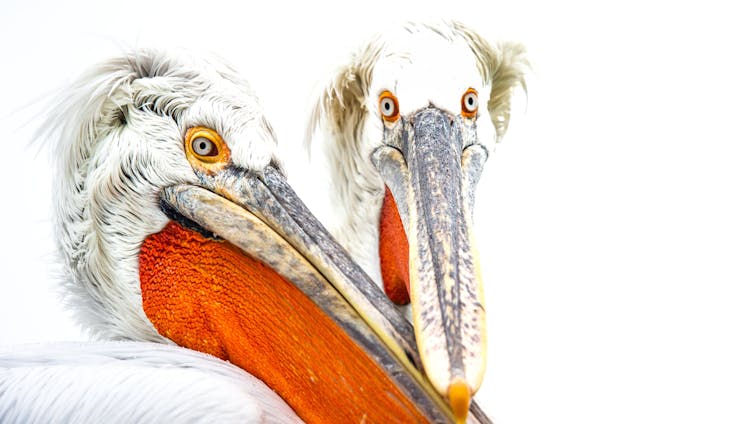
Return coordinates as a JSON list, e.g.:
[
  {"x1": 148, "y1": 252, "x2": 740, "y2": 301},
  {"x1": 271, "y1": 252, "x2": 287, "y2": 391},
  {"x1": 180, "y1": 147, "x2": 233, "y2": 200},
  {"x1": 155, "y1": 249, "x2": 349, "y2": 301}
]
[{"x1": 0, "y1": 342, "x2": 301, "y2": 423}]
